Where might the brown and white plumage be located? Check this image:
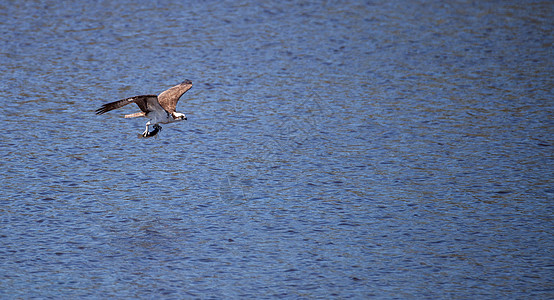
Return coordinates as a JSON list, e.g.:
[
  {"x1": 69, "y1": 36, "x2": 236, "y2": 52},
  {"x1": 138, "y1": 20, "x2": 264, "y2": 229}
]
[{"x1": 96, "y1": 80, "x2": 192, "y2": 137}]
